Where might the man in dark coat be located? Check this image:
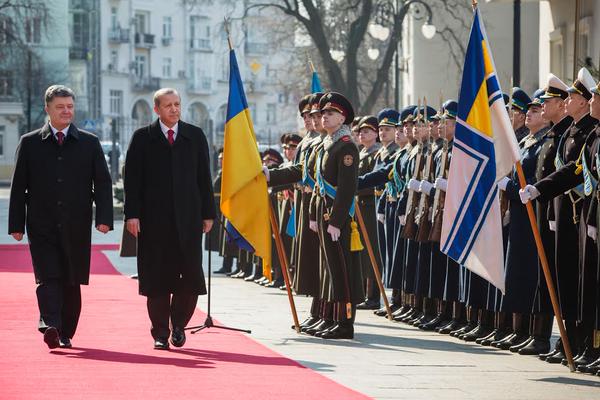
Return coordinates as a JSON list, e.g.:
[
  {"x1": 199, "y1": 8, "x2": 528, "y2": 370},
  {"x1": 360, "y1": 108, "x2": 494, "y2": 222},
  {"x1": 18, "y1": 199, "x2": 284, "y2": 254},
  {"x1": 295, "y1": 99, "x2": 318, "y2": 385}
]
[
  {"x1": 124, "y1": 88, "x2": 216, "y2": 350},
  {"x1": 8, "y1": 85, "x2": 113, "y2": 349}
]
